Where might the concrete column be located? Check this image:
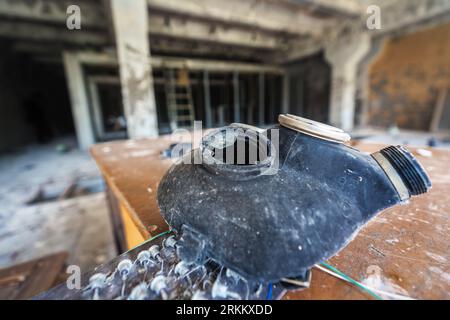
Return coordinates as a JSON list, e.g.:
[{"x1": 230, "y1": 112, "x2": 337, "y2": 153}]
[
  {"x1": 88, "y1": 79, "x2": 105, "y2": 140},
  {"x1": 110, "y1": 0, "x2": 158, "y2": 138},
  {"x1": 203, "y1": 71, "x2": 212, "y2": 128},
  {"x1": 233, "y1": 71, "x2": 240, "y2": 123},
  {"x1": 258, "y1": 73, "x2": 265, "y2": 125},
  {"x1": 325, "y1": 32, "x2": 371, "y2": 131},
  {"x1": 63, "y1": 52, "x2": 95, "y2": 149},
  {"x1": 282, "y1": 73, "x2": 290, "y2": 114}
]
